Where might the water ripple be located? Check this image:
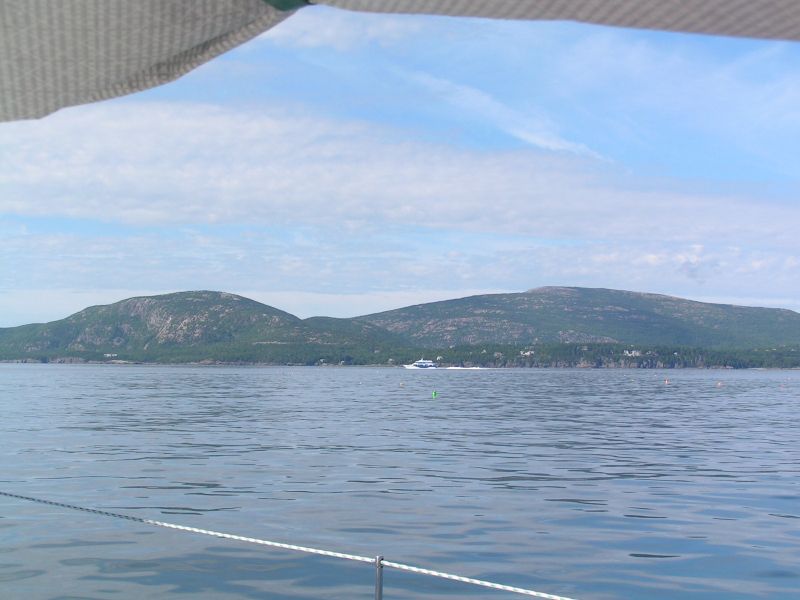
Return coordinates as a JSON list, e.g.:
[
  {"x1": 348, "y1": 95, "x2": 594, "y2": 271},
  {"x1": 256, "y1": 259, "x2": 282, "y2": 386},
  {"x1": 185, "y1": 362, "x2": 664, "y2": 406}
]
[{"x1": 1, "y1": 364, "x2": 799, "y2": 599}]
